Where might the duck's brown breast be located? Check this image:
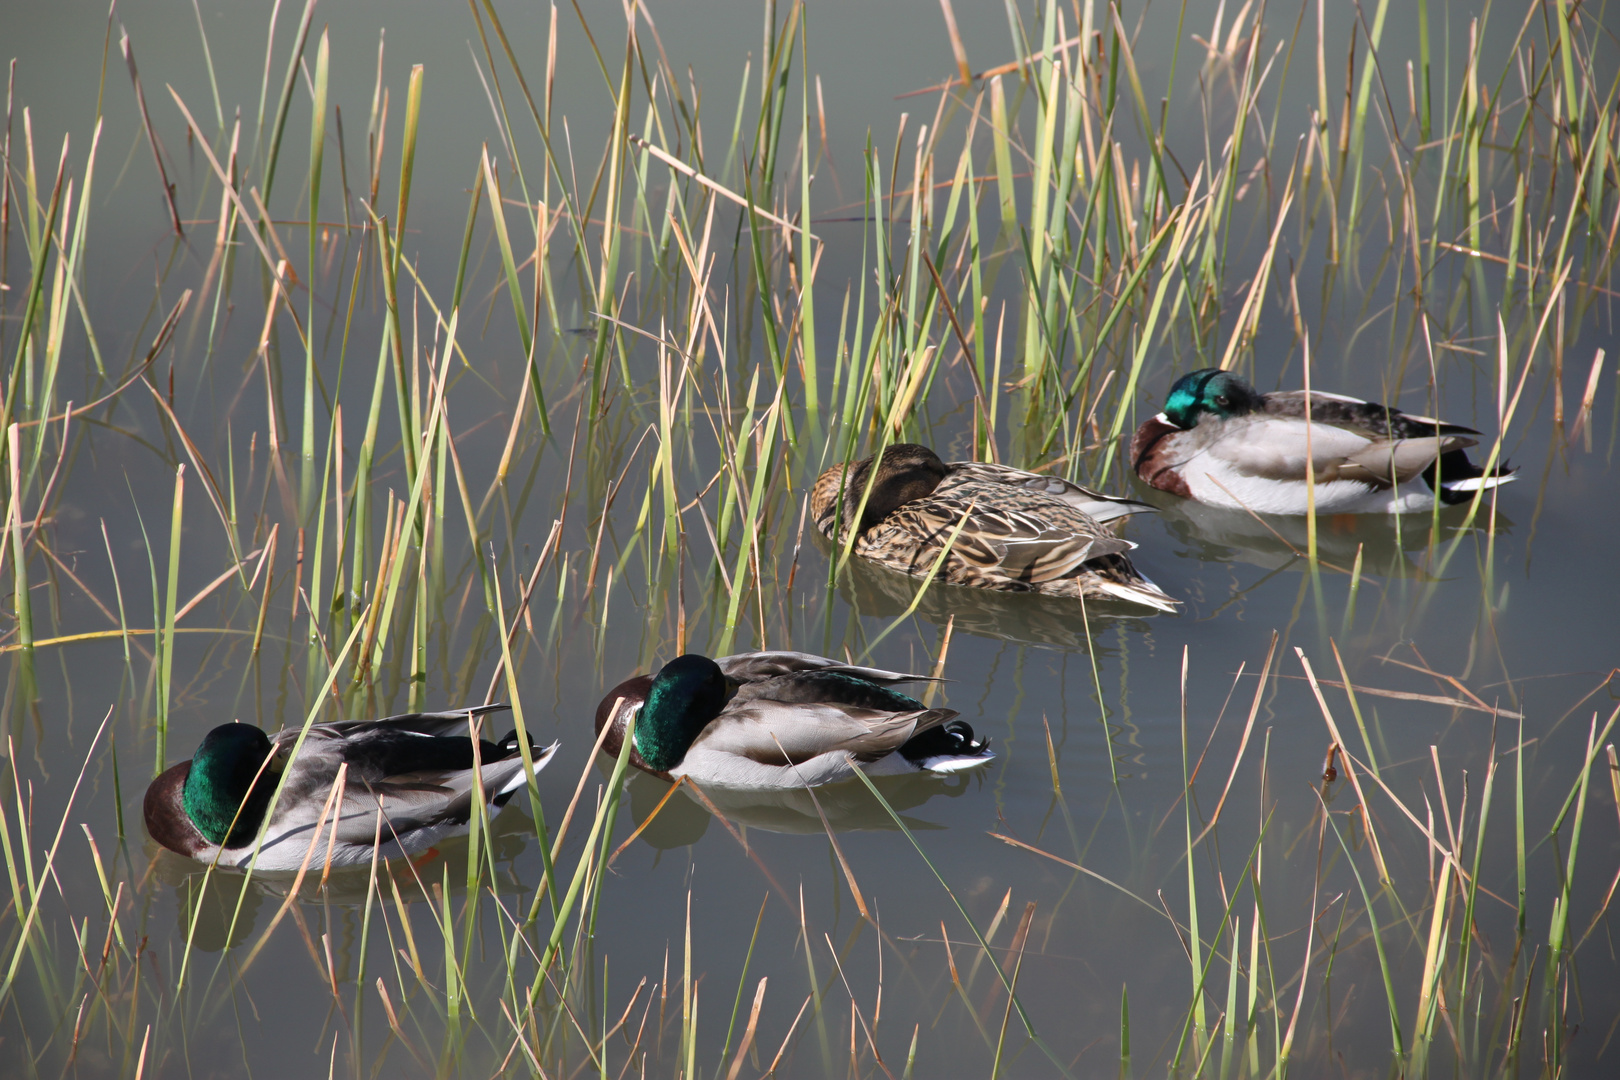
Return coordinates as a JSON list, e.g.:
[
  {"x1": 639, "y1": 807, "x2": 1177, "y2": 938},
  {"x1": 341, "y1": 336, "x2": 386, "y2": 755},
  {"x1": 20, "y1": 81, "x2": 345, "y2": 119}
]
[
  {"x1": 1130, "y1": 418, "x2": 1192, "y2": 498},
  {"x1": 143, "y1": 761, "x2": 211, "y2": 858}
]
